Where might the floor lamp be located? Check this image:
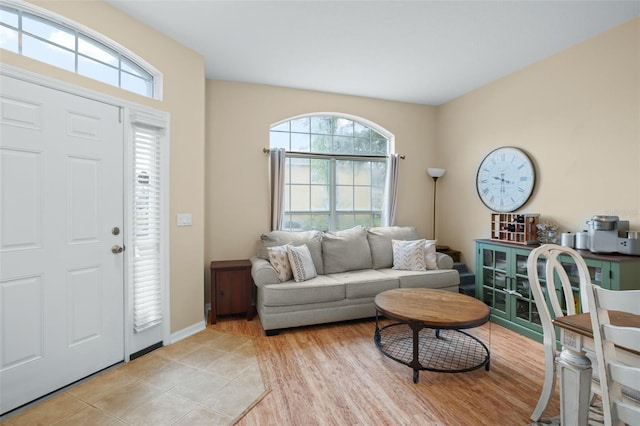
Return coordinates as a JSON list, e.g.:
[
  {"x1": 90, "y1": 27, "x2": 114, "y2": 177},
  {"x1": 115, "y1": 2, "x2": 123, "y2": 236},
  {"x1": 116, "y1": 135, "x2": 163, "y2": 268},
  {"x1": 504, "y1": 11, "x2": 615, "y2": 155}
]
[{"x1": 427, "y1": 168, "x2": 446, "y2": 248}]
